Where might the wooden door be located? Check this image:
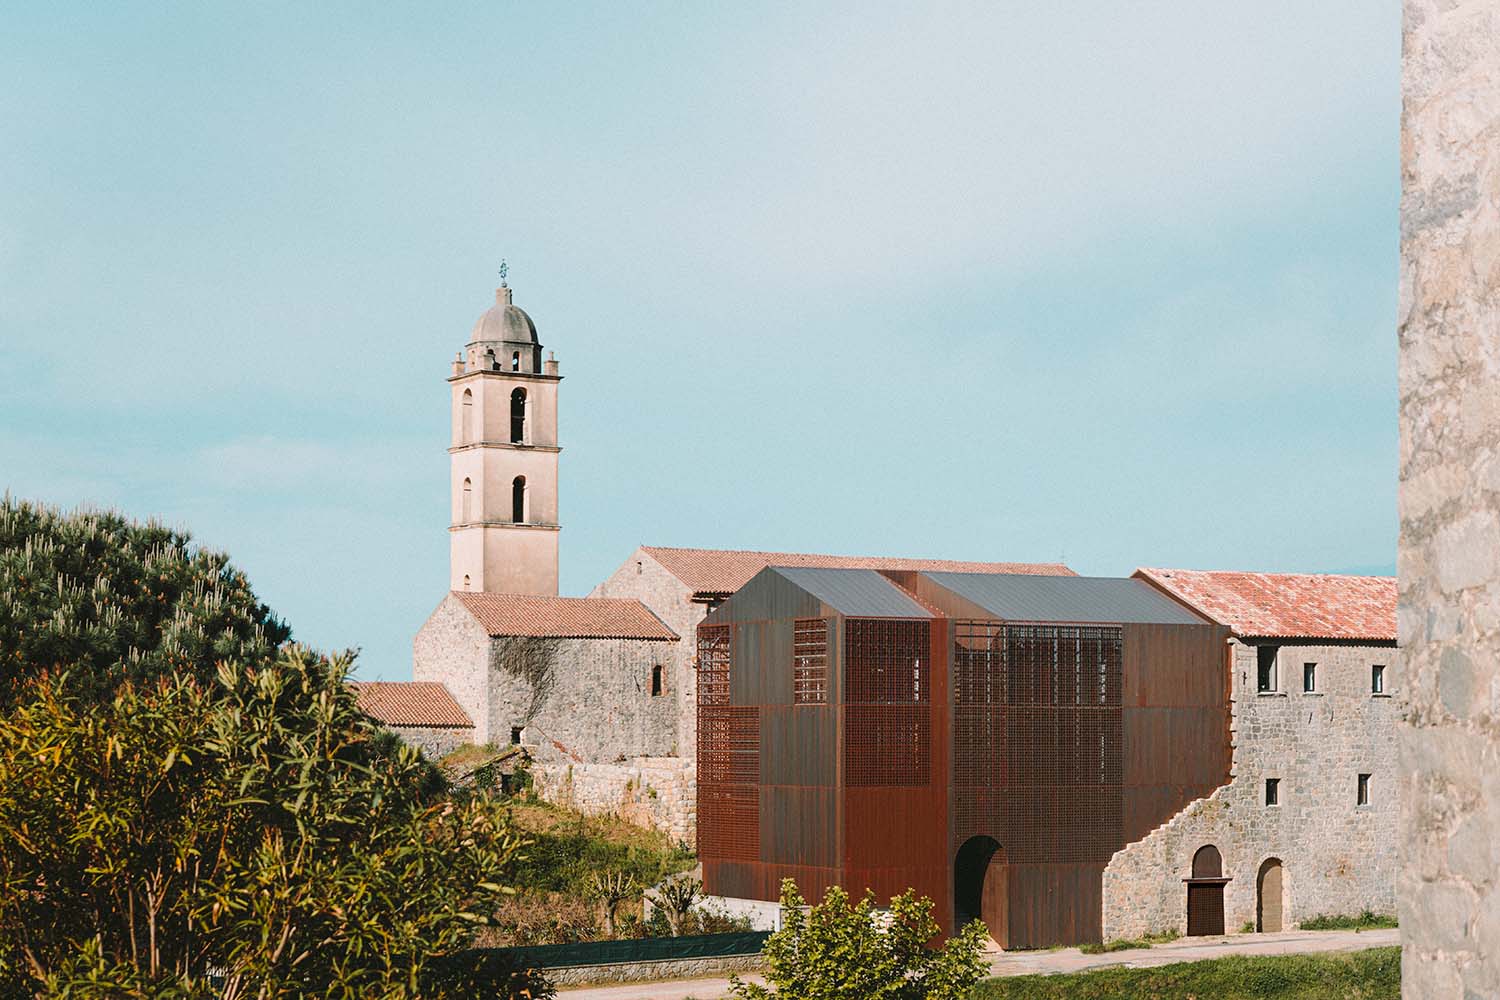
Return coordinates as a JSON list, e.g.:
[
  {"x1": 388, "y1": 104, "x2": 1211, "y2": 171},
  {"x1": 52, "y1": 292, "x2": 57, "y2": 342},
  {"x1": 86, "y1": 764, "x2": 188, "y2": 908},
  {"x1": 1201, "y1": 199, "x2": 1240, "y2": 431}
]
[
  {"x1": 981, "y1": 856, "x2": 1008, "y2": 947},
  {"x1": 1258, "y1": 860, "x2": 1283, "y2": 932},
  {"x1": 1187, "y1": 882, "x2": 1225, "y2": 936}
]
